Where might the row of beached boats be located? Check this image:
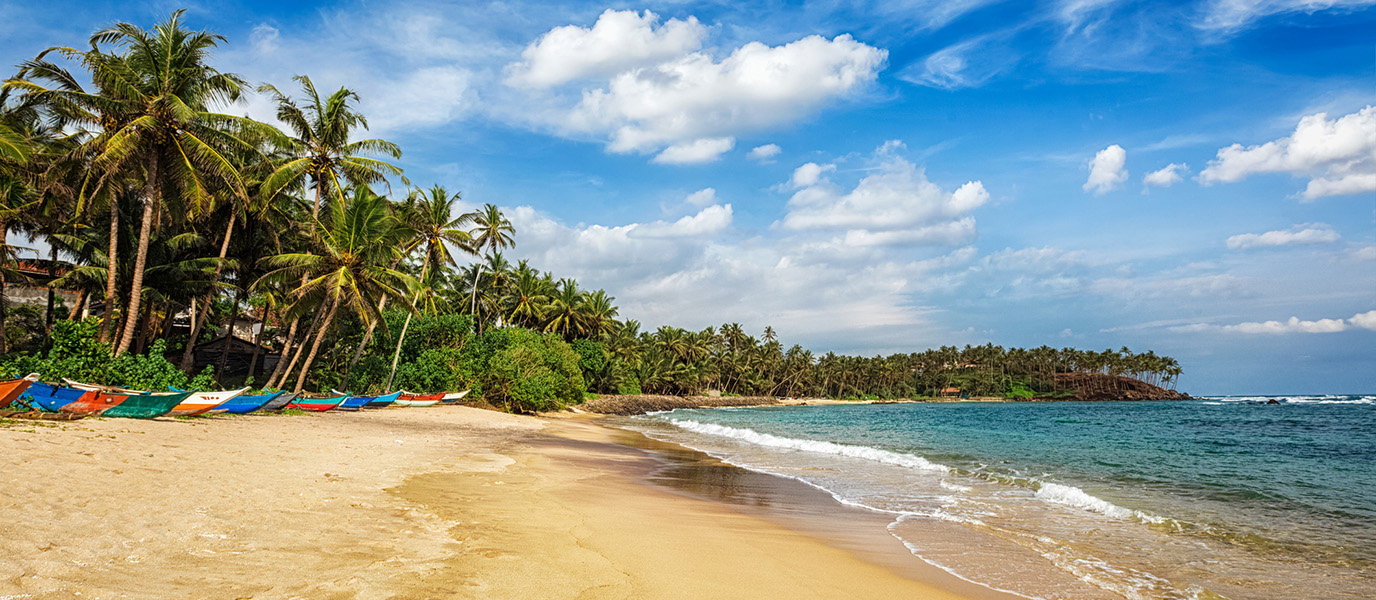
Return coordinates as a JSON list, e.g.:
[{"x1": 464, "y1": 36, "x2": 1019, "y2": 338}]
[{"x1": 0, "y1": 373, "x2": 470, "y2": 421}]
